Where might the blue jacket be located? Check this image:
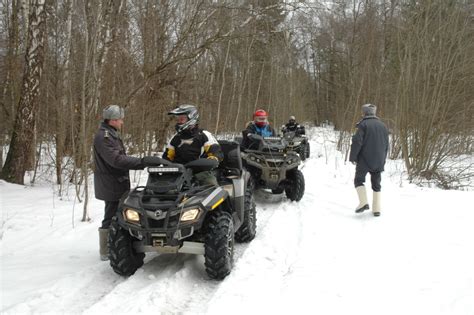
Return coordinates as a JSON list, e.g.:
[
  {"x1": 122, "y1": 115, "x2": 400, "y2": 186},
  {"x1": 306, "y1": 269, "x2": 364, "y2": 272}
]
[{"x1": 242, "y1": 122, "x2": 276, "y2": 150}]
